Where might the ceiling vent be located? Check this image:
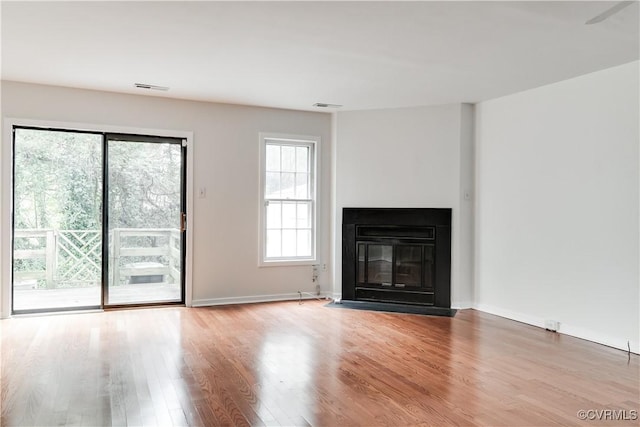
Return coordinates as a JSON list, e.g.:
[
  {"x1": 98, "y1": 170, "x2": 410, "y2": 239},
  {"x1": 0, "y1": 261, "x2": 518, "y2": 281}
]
[
  {"x1": 313, "y1": 102, "x2": 342, "y2": 108},
  {"x1": 134, "y1": 83, "x2": 169, "y2": 91}
]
